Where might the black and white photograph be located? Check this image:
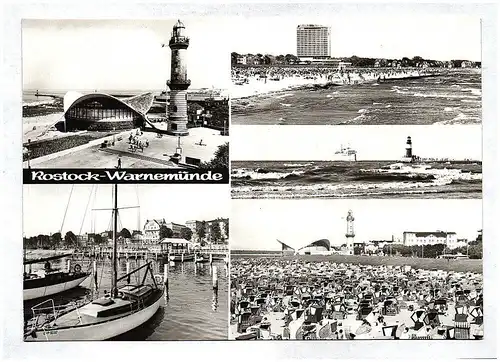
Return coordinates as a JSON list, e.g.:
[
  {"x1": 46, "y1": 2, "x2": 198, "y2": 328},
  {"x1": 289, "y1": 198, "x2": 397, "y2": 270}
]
[
  {"x1": 230, "y1": 16, "x2": 481, "y2": 125},
  {"x1": 22, "y1": 19, "x2": 229, "y2": 169},
  {"x1": 22, "y1": 184, "x2": 229, "y2": 341},
  {"x1": 230, "y1": 198, "x2": 483, "y2": 340},
  {"x1": 231, "y1": 126, "x2": 482, "y2": 199}
]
